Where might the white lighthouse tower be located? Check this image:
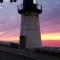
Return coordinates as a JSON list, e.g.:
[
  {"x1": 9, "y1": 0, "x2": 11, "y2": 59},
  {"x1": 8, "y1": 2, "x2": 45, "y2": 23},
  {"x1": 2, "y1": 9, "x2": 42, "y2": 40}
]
[{"x1": 18, "y1": 0, "x2": 42, "y2": 49}]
